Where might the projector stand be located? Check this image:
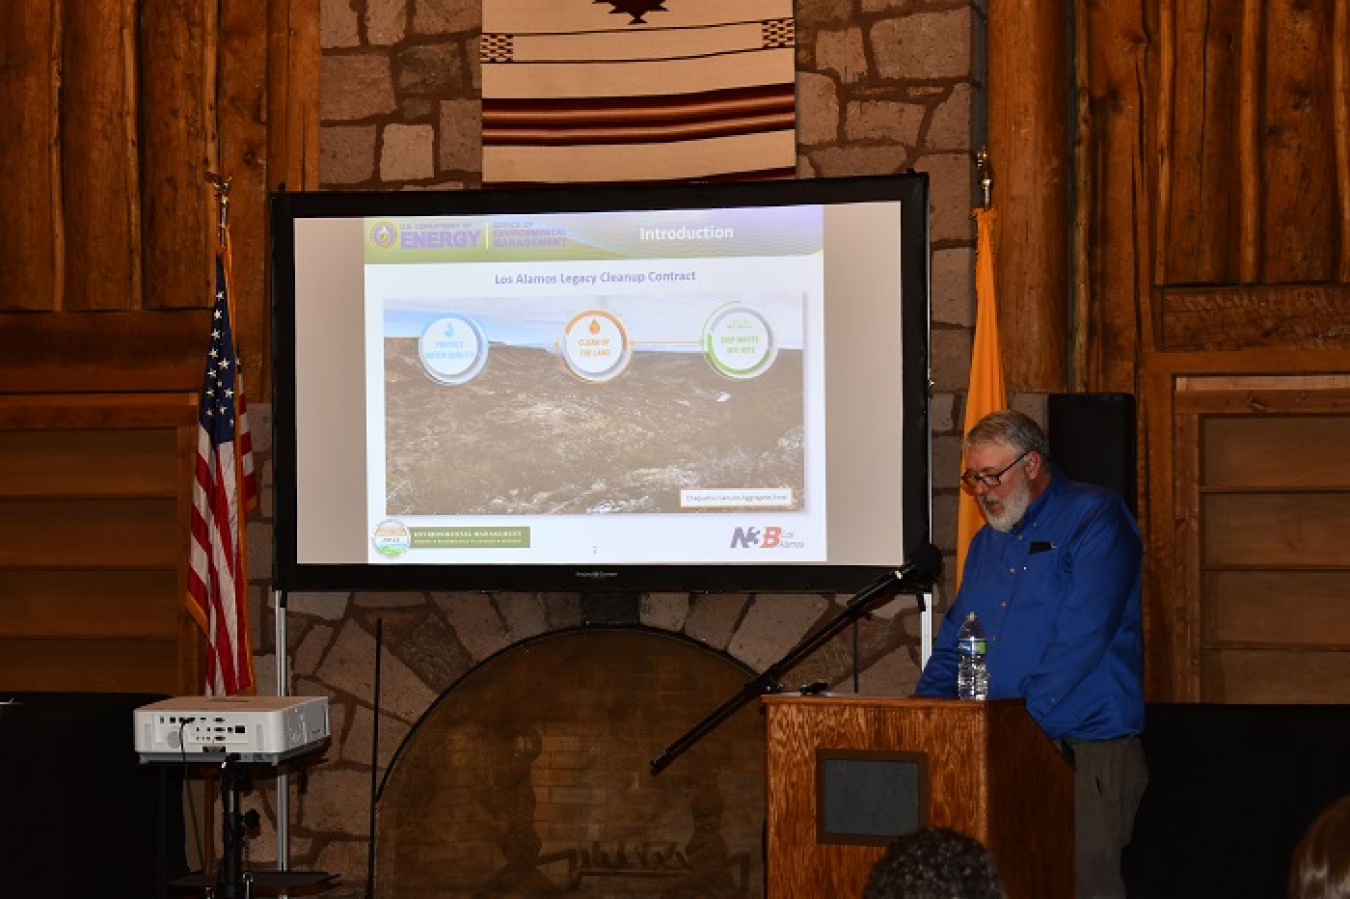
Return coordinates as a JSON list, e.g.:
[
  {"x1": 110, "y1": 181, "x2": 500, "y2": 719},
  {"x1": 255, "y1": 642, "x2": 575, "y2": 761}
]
[{"x1": 169, "y1": 752, "x2": 336, "y2": 897}]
